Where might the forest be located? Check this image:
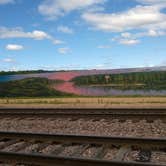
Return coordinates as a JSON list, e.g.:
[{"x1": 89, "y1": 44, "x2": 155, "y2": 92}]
[
  {"x1": 73, "y1": 71, "x2": 166, "y2": 90},
  {"x1": 0, "y1": 70, "x2": 55, "y2": 76}
]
